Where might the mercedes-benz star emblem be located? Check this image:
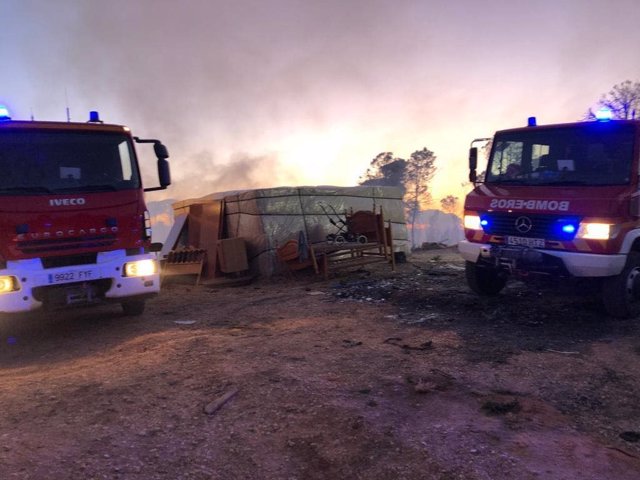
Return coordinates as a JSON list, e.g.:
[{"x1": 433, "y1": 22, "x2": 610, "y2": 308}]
[{"x1": 515, "y1": 216, "x2": 533, "y2": 233}]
